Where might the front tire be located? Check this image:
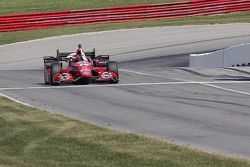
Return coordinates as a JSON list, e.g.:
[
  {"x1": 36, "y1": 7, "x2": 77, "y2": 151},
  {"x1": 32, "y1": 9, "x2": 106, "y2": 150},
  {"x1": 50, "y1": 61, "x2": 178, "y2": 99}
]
[
  {"x1": 108, "y1": 61, "x2": 119, "y2": 84},
  {"x1": 108, "y1": 61, "x2": 118, "y2": 74}
]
